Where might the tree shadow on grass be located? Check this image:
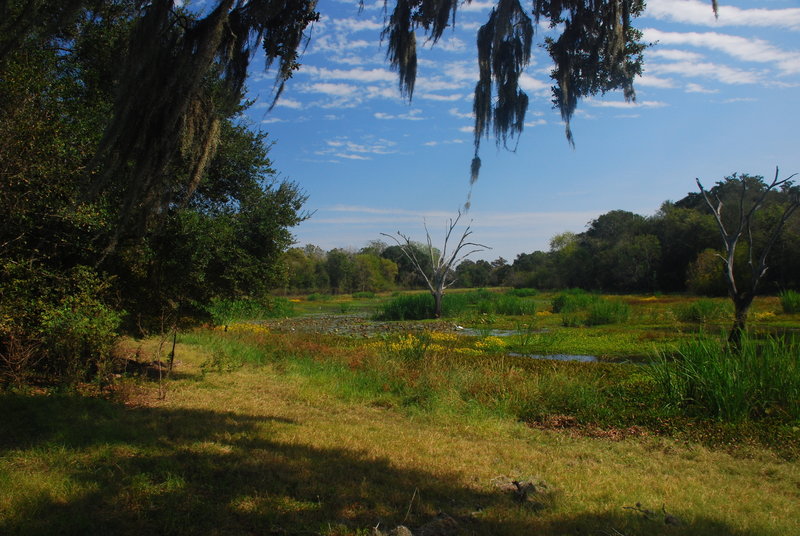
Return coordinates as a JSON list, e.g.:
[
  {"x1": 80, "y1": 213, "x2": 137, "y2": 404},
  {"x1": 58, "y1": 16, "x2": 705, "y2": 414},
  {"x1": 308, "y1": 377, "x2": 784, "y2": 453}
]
[{"x1": 0, "y1": 394, "x2": 767, "y2": 536}]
